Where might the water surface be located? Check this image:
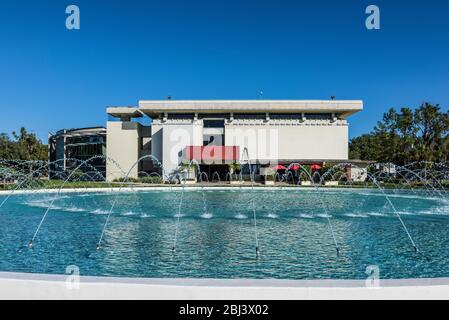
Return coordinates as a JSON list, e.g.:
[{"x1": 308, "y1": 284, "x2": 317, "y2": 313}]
[{"x1": 0, "y1": 188, "x2": 448, "y2": 280}]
